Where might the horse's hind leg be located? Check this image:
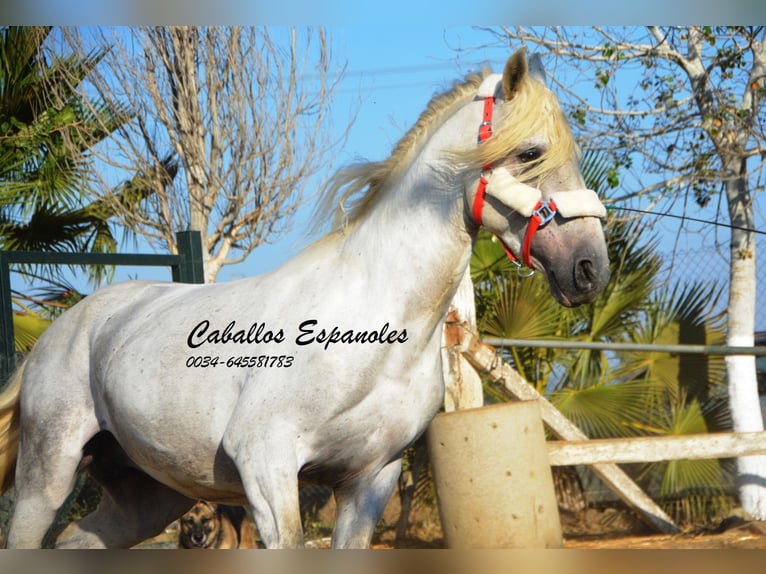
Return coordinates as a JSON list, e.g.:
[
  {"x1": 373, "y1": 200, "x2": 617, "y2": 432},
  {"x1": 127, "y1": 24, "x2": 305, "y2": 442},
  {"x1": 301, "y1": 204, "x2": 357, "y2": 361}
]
[
  {"x1": 54, "y1": 432, "x2": 194, "y2": 548},
  {"x1": 6, "y1": 411, "x2": 94, "y2": 548}
]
